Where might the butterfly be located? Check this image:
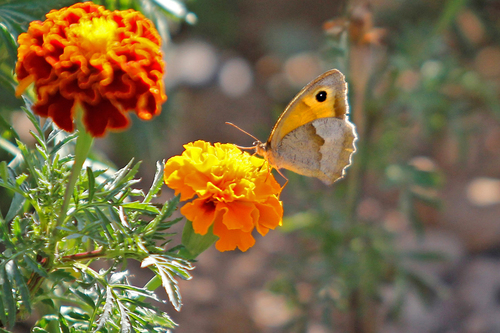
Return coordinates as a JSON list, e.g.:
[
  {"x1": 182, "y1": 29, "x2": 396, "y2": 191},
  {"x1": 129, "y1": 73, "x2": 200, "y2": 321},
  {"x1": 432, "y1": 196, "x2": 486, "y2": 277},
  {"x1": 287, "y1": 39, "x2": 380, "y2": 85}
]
[{"x1": 229, "y1": 69, "x2": 357, "y2": 185}]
